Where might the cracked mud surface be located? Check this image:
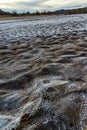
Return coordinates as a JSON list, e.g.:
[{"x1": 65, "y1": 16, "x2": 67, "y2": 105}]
[{"x1": 0, "y1": 14, "x2": 87, "y2": 130}]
